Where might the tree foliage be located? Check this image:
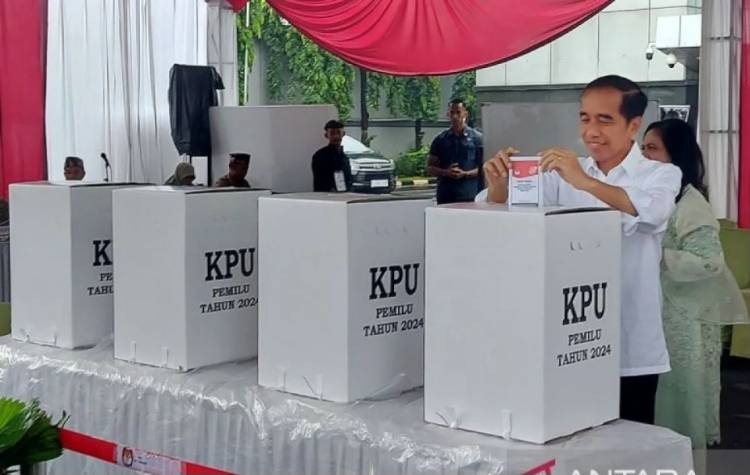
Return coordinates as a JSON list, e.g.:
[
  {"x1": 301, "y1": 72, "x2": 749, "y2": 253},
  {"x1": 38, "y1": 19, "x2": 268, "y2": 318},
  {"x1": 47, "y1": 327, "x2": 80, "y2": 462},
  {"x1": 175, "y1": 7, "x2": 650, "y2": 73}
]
[
  {"x1": 237, "y1": 1, "x2": 354, "y2": 118},
  {"x1": 451, "y1": 71, "x2": 478, "y2": 123}
]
